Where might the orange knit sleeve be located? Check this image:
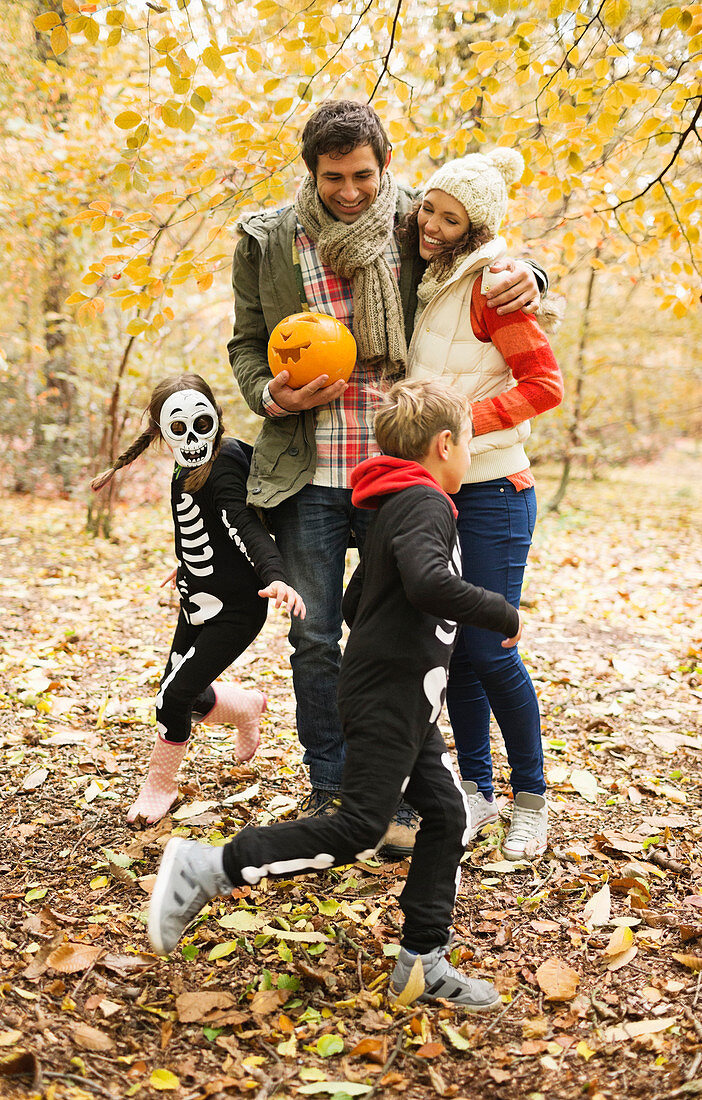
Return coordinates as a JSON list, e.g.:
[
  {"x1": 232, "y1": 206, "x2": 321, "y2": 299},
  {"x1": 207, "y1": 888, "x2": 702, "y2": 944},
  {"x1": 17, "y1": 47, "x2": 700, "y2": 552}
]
[{"x1": 469, "y1": 279, "x2": 563, "y2": 438}]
